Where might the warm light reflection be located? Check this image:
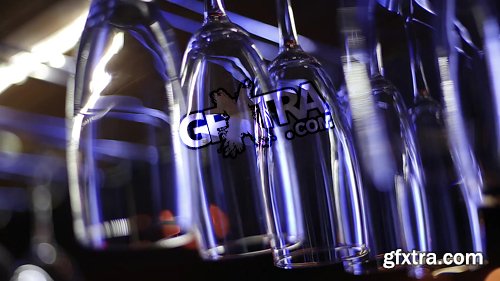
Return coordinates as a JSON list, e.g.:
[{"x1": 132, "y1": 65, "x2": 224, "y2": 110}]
[
  {"x1": 0, "y1": 10, "x2": 87, "y2": 94},
  {"x1": 342, "y1": 57, "x2": 396, "y2": 191},
  {"x1": 0, "y1": 130, "x2": 22, "y2": 154},
  {"x1": 89, "y1": 218, "x2": 131, "y2": 240},
  {"x1": 209, "y1": 204, "x2": 230, "y2": 239},
  {"x1": 31, "y1": 12, "x2": 87, "y2": 59},
  {"x1": 485, "y1": 268, "x2": 500, "y2": 281},
  {"x1": 431, "y1": 265, "x2": 476, "y2": 277},
  {"x1": 47, "y1": 54, "x2": 67, "y2": 69},
  {"x1": 11, "y1": 265, "x2": 52, "y2": 281},
  {"x1": 32, "y1": 64, "x2": 52, "y2": 81},
  {"x1": 84, "y1": 32, "x2": 125, "y2": 112}
]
